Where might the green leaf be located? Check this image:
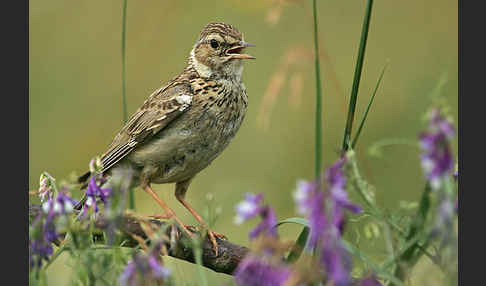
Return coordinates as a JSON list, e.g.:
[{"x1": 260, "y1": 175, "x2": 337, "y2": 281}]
[
  {"x1": 277, "y1": 218, "x2": 310, "y2": 264},
  {"x1": 286, "y1": 226, "x2": 310, "y2": 264},
  {"x1": 276, "y1": 217, "x2": 310, "y2": 228},
  {"x1": 351, "y1": 61, "x2": 388, "y2": 149},
  {"x1": 341, "y1": 0, "x2": 375, "y2": 152}
]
